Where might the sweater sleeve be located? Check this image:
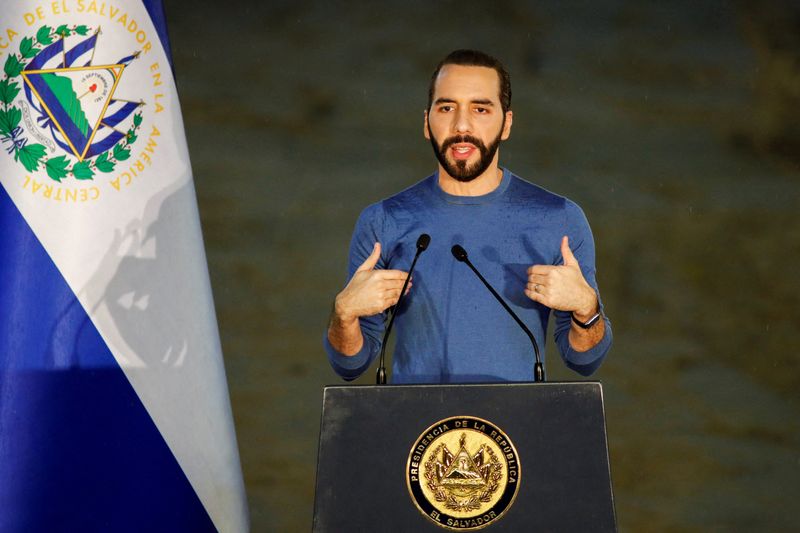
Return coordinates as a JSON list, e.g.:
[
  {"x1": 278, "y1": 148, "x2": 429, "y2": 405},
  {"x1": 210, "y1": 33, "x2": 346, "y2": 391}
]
[
  {"x1": 324, "y1": 202, "x2": 388, "y2": 381},
  {"x1": 552, "y1": 200, "x2": 613, "y2": 376}
]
